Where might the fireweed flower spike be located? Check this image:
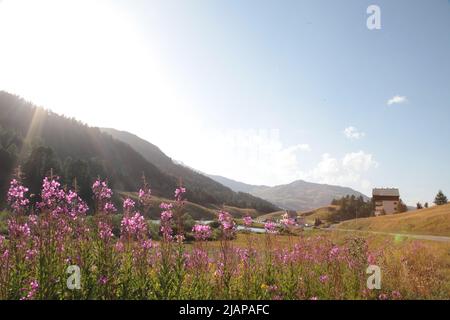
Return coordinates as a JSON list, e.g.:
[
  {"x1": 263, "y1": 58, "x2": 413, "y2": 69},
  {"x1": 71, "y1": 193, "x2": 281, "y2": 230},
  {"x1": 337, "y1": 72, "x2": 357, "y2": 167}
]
[
  {"x1": 218, "y1": 210, "x2": 236, "y2": 239},
  {"x1": 243, "y1": 216, "x2": 253, "y2": 228},
  {"x1": 103, "y1": 202, "x2": 117, "y2": 214},
  {"x1": 264, "y1": 220, "x2": 278, "y2": 234},
  {"x1": 192, "y1": 224, "x2": 212, "y2": 241},
  {"x1": 7, "y1": 179, "x2": 30, "y2": 214},
  {"x1": 20, "y1": 279, "x2": 39, "y2": 300},
  {"x1": 123, "y1": 198, "x2": 135, "y2": 216},
  {"x1": 138, "y1": 177, "x2": 152, "y2": 214},
  {"x1": 92, "y1": 179, "x2": 115, "y2": 214},
  {"x1": 160, "y1": 202, "x2": 174, "y2": 241},
  {"x1": 92, "y1": 180, "x2": 112, "y2": 201},
  {"x1": 98, "y1": 221, "x2": 114, "y2": 242},
  {"x1": 120, "y1": 212, "x2": 147, "y2": 240},
  {"x1": 174, "y1": 187, "x2": 186, "y2": 202}
]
